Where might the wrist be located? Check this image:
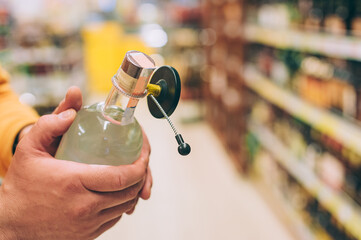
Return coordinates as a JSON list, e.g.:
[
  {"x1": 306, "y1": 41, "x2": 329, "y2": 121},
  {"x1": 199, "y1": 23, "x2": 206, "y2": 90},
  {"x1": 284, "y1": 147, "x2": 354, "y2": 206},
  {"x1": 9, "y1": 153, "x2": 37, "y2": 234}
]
[{"x1": 0, "y1": 188, "x2": 17, "y2": 239}]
